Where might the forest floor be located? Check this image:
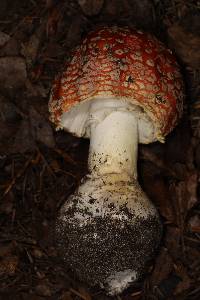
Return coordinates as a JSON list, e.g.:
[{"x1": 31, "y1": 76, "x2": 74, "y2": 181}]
[{"x1": 0, "y1": 0, "x2": 200, "y2": 299}]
